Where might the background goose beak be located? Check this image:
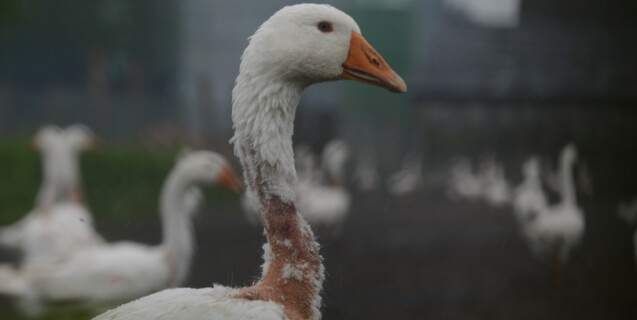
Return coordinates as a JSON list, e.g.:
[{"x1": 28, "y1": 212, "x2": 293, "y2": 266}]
[
  {"x1": 218, "y1": 165, "x2": 243, "y2": 193},
  {"x1": 341, "y1": 32, "x2": 407, "y2": 93}
]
